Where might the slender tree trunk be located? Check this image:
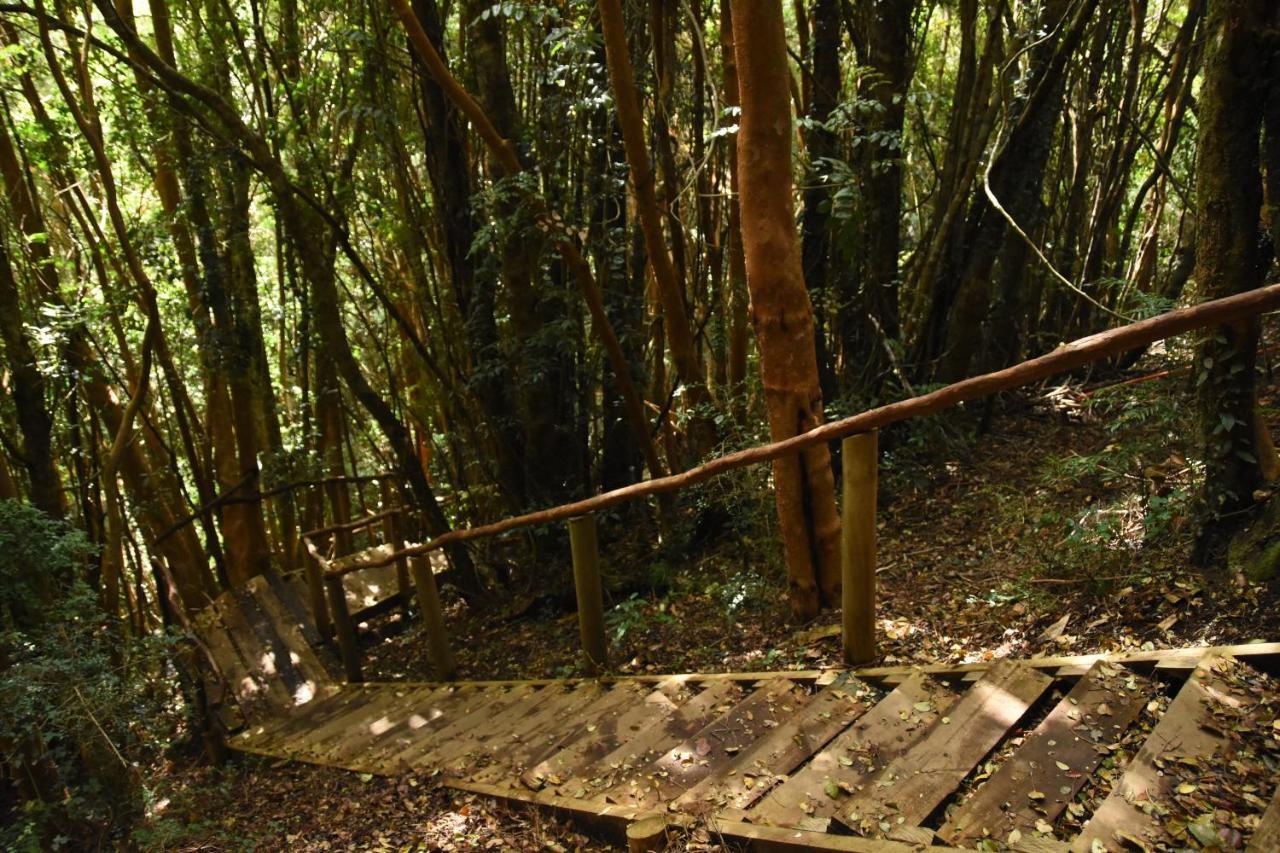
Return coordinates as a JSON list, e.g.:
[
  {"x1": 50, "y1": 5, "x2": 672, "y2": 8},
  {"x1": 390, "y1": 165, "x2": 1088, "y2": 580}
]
[
  {"x1": 731, "y1": 0, "x2": 843, "y2": 619},
  {"x1": 800, "y1": 0, "x2": 841, "y2": 397},
  {"x1": 0, "y1": 235, "x2": 64, "y2": 518},
  {"x1": 721, "y1": 0, "x2": 750, "y2": 420},
  {"x1": 598, "y1": 0, "x2": 714, "y2": 458}
]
